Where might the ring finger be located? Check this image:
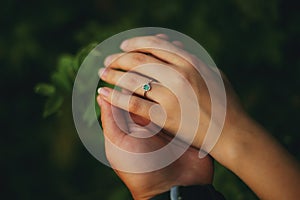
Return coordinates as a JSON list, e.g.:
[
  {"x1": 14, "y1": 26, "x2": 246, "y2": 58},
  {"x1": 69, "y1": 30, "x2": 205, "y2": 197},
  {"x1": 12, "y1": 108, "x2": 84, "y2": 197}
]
[{"x1": 99, "y1": 67, "x2": 172, "y2": 103}]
